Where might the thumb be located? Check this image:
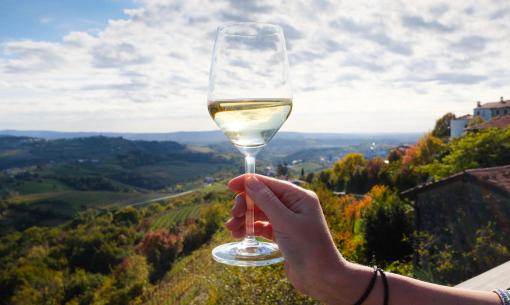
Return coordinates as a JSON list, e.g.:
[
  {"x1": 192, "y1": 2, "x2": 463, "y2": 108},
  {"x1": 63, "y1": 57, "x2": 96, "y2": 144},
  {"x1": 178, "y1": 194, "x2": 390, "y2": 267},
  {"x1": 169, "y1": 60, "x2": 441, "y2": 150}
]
[{"x1": 245, "y1": 175, "x2": 292, "y2": 226}]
